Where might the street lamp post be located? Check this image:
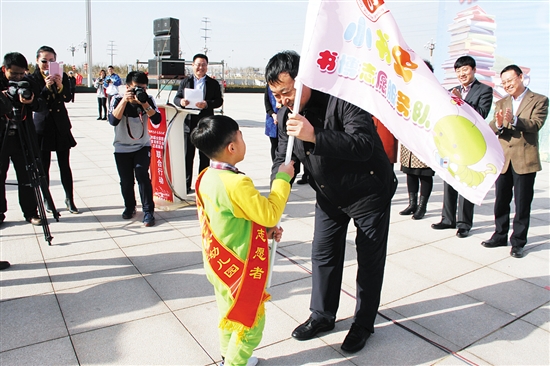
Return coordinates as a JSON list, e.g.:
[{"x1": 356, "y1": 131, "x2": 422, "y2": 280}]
[{"x1": 68, "y1": 44, "x2": 78, "y2": 66}]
